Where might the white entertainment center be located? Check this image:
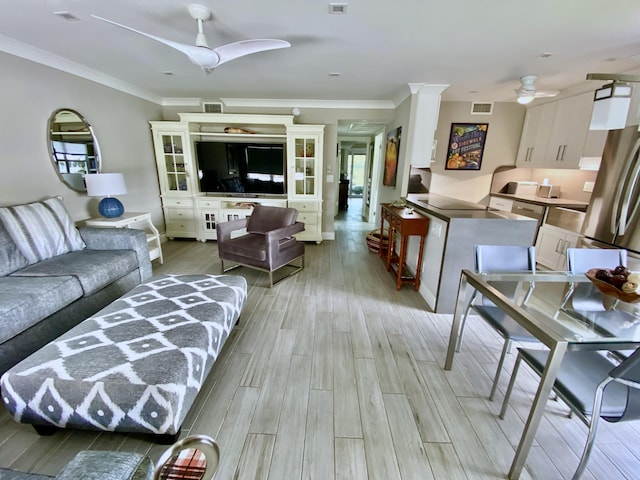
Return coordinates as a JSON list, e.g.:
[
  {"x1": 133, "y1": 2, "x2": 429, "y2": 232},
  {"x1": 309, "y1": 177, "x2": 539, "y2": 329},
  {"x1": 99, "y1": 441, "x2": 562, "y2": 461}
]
[{"x1": 150, "y1": 113, "x2": 325, "y2": 243}]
